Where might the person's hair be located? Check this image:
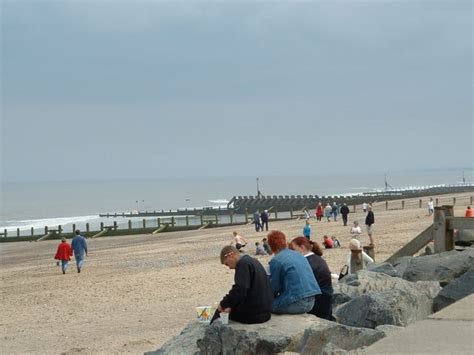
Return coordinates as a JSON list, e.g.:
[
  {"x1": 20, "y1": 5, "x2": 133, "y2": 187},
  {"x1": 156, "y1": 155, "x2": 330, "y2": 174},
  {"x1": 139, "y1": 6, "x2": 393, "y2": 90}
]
[
  {"x1": 75, "y1": 230, "x2": 80, "y2": 235},
  {"x1": 255, "y1": 242, "x2": 260, "y2": 246},
  {"x1": 61, "y1": 237, "x2": 66, "y2": 242},
  {"x1": 289, "y1": 236, "x2": 323, "y2": 256},
  {"x1": 220, "y1": 245, "x2": 239, "y2": 264},
  {"x1": 232, "y1": 231, "x2": 238, "y2": 236},
  {"x1": 353, "y1": 220, "x2": 359, "y2": 225},
  {"x1": 349, "y1": 239, "x2": 361, "y2": 250},
  {"x1": 468, "y1": 206, "x2": 472, "y2": 209},
  {"x1": 262, "y1": 238, "x2": 267, "y2": 242},
  {"x1": 323, "y1": 235, "x2": 329, "y2": 239},
  {"x1": 267, "y1": 230, "x2": 287, "y2": 253}
]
